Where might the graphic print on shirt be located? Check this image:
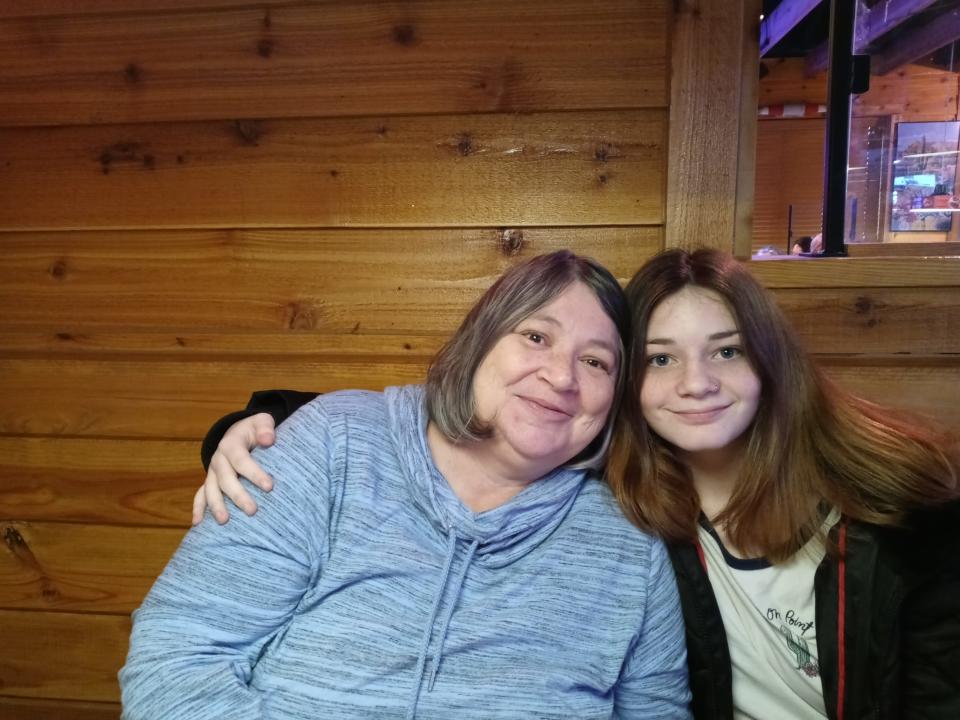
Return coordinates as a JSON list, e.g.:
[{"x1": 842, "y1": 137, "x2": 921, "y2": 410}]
[{"x1": 767, "y1": 606, "x2": 819, "y2": 677}]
